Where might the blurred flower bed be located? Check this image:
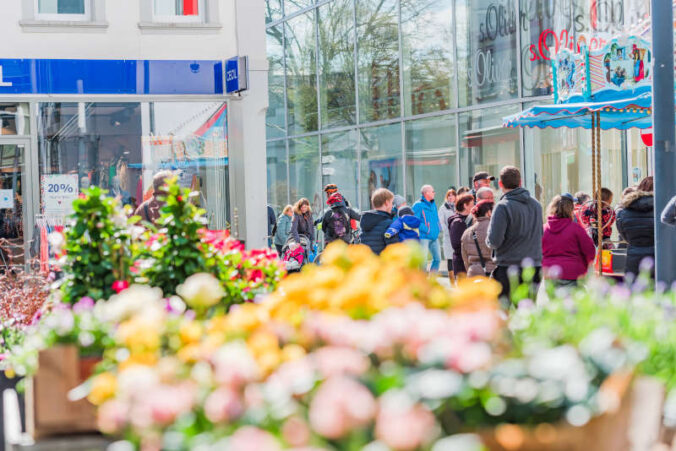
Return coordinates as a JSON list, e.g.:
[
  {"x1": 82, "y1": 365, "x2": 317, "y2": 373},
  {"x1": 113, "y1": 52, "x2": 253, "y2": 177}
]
[{"x1": 0, "y1": 180, "x2": 674, "y2": 450}]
